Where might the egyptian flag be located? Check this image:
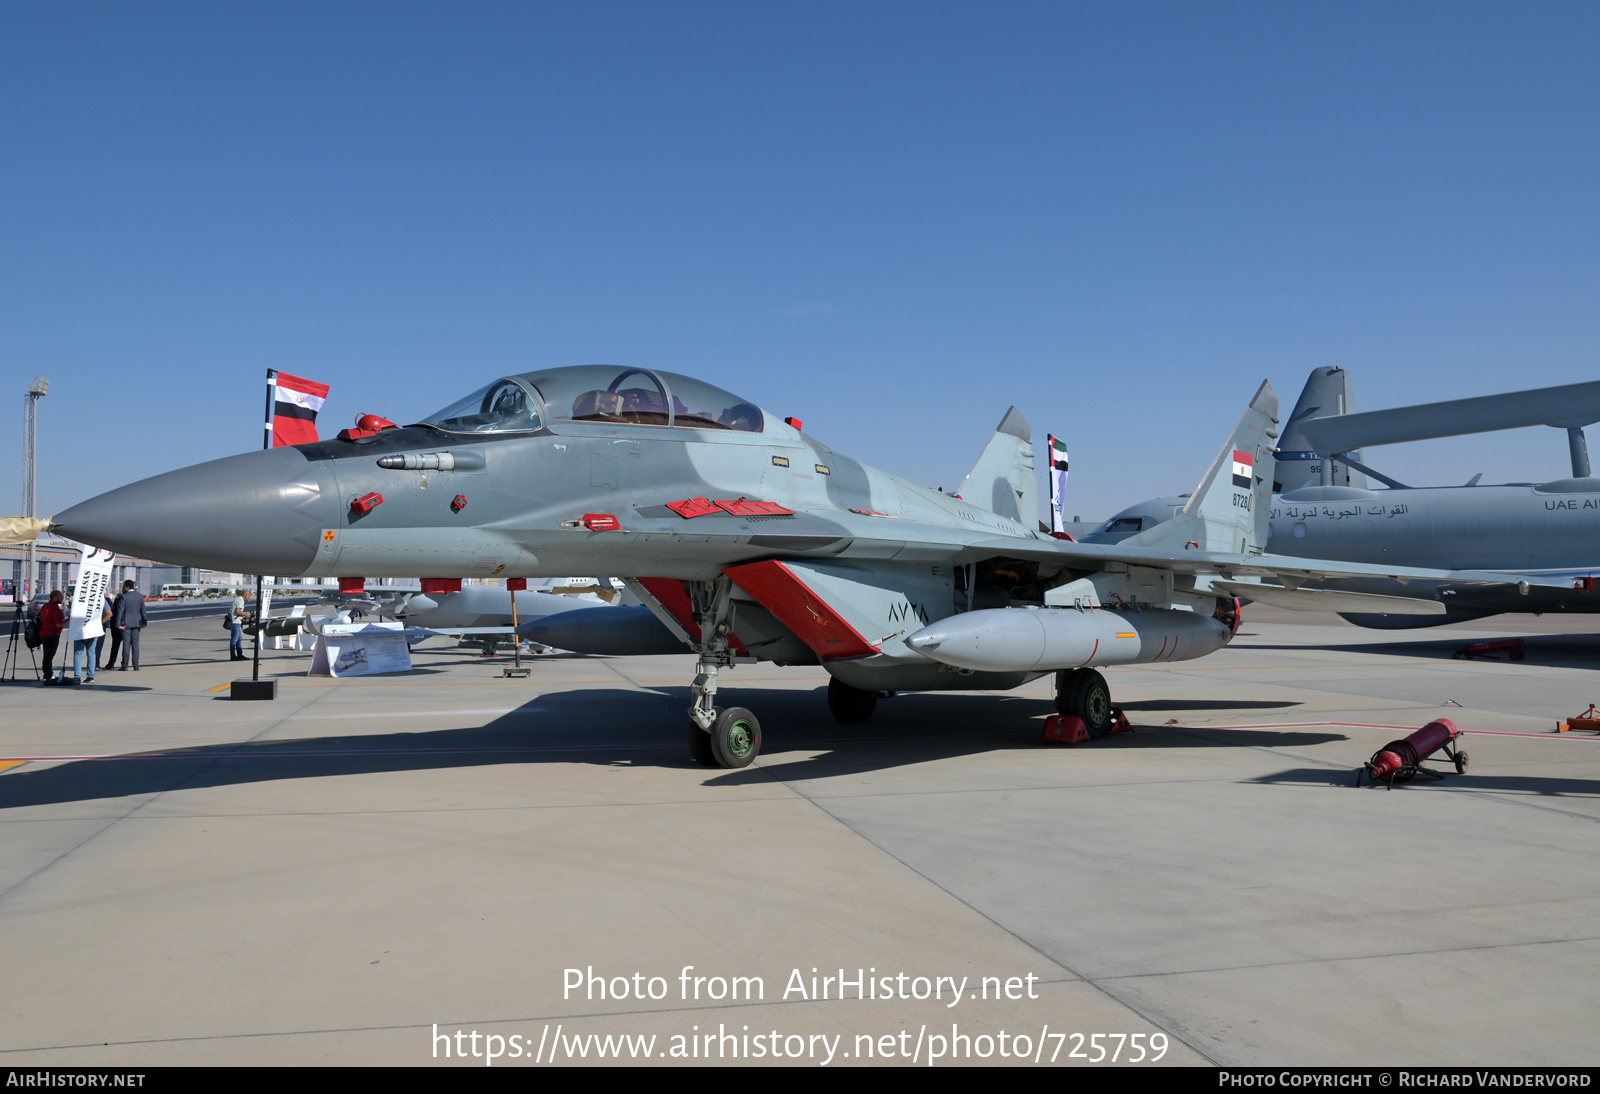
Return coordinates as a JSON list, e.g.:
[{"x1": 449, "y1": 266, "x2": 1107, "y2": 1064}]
[
  {"x1": 271, "y1": 371, "x2": 330, "y2": 447},
  {"x1": 1231, "y1": 449, "x2": 1254, "y2": 489},
  {"x1": 1048, "y1": 434, "x2": 1070, "y2": 534}
]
